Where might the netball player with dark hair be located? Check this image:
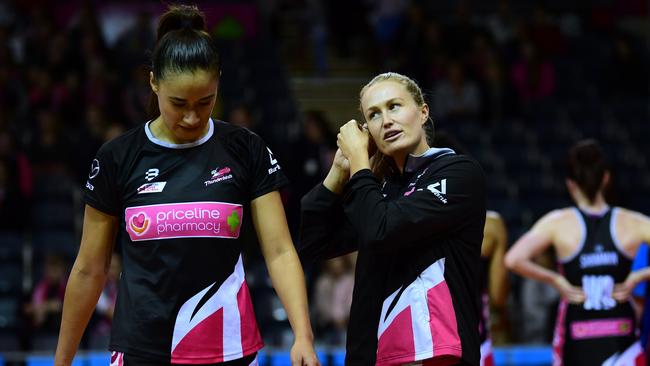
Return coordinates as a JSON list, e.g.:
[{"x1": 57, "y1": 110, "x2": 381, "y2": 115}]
[
  {"x1": 54, "y1": 5, "x2": 319, "y2": 366},
  {"x1": 506, "y1": 139, "x2": 650, "y2": 365},
  {"x1": 299, "y1": 72, "x2": 486, "y2": 365}
]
